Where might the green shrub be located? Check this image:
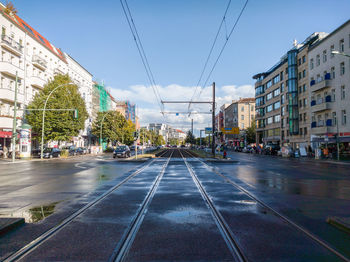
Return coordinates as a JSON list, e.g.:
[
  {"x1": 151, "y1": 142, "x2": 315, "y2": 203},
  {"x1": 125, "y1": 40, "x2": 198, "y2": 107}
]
[
  {"x1": 60, "y1": 149, "x2": 69, "y2": 158},
  {"x1": 104, "y1": 147, "x2": 114, "y2": 153}
]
